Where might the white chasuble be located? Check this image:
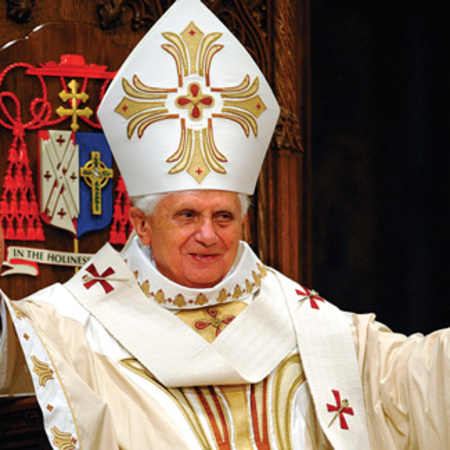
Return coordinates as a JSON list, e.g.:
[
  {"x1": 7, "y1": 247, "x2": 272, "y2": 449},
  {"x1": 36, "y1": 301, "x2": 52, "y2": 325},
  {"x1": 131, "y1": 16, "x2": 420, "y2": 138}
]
[{"x1": 2, "y1": 238, "x2": 449, "y2": 449}]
